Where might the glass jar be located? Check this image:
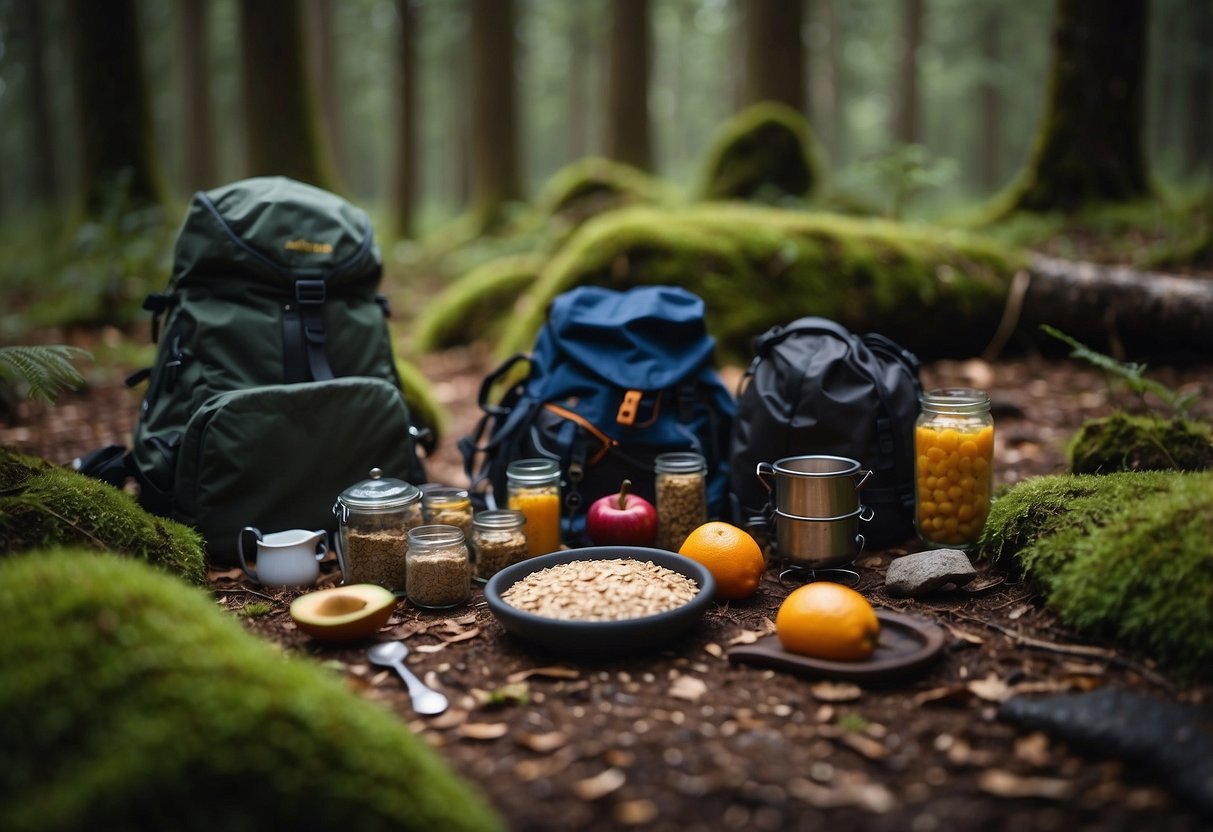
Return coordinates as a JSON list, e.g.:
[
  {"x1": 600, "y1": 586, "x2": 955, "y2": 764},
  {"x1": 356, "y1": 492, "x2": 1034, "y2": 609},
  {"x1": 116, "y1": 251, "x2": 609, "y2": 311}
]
[
  {"x1": 915, "y1": 388, "x2": 994, "y2": 550},
  {"x1": 332, "y1": 468, "x2": 422, "y2": 593},
  {"x1": 506, "y1": 458, "x2": 562, "y2": 557},
  {"x1": 422, "y1": 487, "x2": 473, "y2": 536},
  {"x1": 655, "y1": 451, "x2": 707, "y2": 551},
  {"x1": 405, "y1": 525, "x2": 471, "y2": 609},
  {"x1": 472, "y1": 509, "x2": 528, "y2": 582}
]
